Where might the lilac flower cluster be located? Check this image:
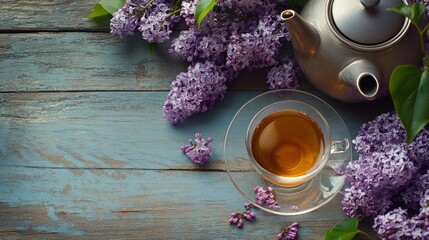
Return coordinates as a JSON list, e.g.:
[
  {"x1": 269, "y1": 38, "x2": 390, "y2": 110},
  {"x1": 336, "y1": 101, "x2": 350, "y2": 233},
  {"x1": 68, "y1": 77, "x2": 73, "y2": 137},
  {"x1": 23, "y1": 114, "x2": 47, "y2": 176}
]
[
  {"x1": 180, "y1": 133, "x2": 213, "y2": 165},
  {"x1": 244, "y1": 202, "x2": 253, "y2": 210},
  {"x1": 400, "y1": 169, "x2": 429, "y2": 210},
  {"x1": 373, "y1": 190, "x2": 429, "y2": 239},
  {"x1": 229, "y1": 202, "x2": 257, "y2": 229},
  {"x1": 216, "y1": 0, "x2": 265, "y2": 15},
  {"x1": 163, "y1": 61, "x2": 227, "y2": 124},
  {"x1": 179, "y1": 0, "x2": 198, "y2": 26},
  {"x1": 225, "y1": 12, "x2": 289, "y2": 72},
  {"x1": 277, "y1": 222, "x2": 299, "y2": 240},
  {"x1": 110, "y1": 0, "x2": 179, "y2": 42},
  {"x1": 110, "y1": 0, "x2": 300, "y2": 123},
  {"x1": 266, "y1": 57, "x2": 300, "y2": 90},
  {"x1": 254, "y1": 186, "x2": 280, "y2": 209},
  {"x1": 342, "y1": 146, "x2": 416, "y2": 217},
  {"x1": 228, "y1": 211, "x2": 257, "y2": 228},
  {"x1": 342, "y1": 112, "x2": 429, "y2": 238}
]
